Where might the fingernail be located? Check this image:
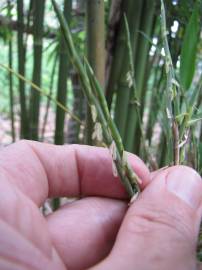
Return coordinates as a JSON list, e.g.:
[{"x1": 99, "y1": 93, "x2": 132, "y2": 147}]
[{"x1": 166, "y1": 167, "x2": 202, "y2": 209}]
